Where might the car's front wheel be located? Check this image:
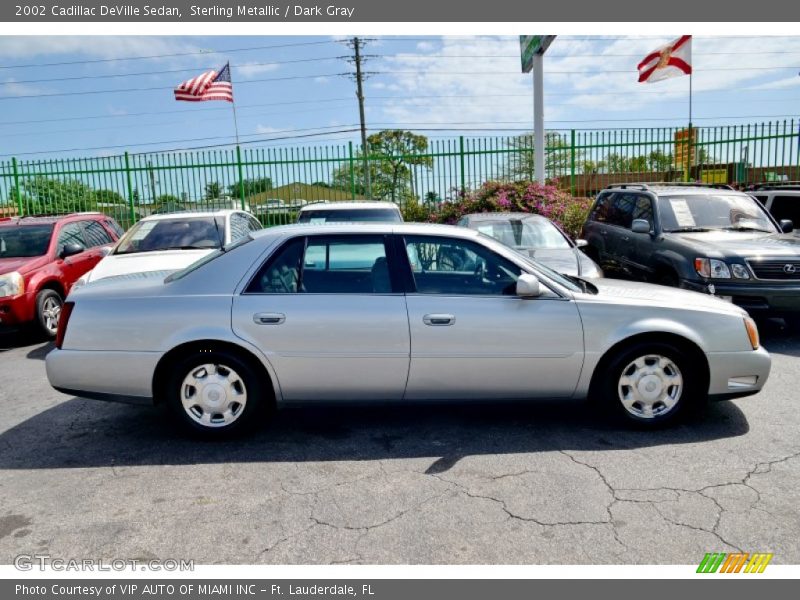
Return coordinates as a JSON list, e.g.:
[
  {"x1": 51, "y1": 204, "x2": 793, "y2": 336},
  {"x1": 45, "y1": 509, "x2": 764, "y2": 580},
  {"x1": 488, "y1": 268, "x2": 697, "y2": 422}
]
[
  {"x1": 35, "y1": 289, "x2": 63, "y2": 338},
  {"x1": 599, "y1": 341, "x2": 705, "y2": 427},
  {"x1": 166, "y1": 350, "x2": 269, "y2": 438}
]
